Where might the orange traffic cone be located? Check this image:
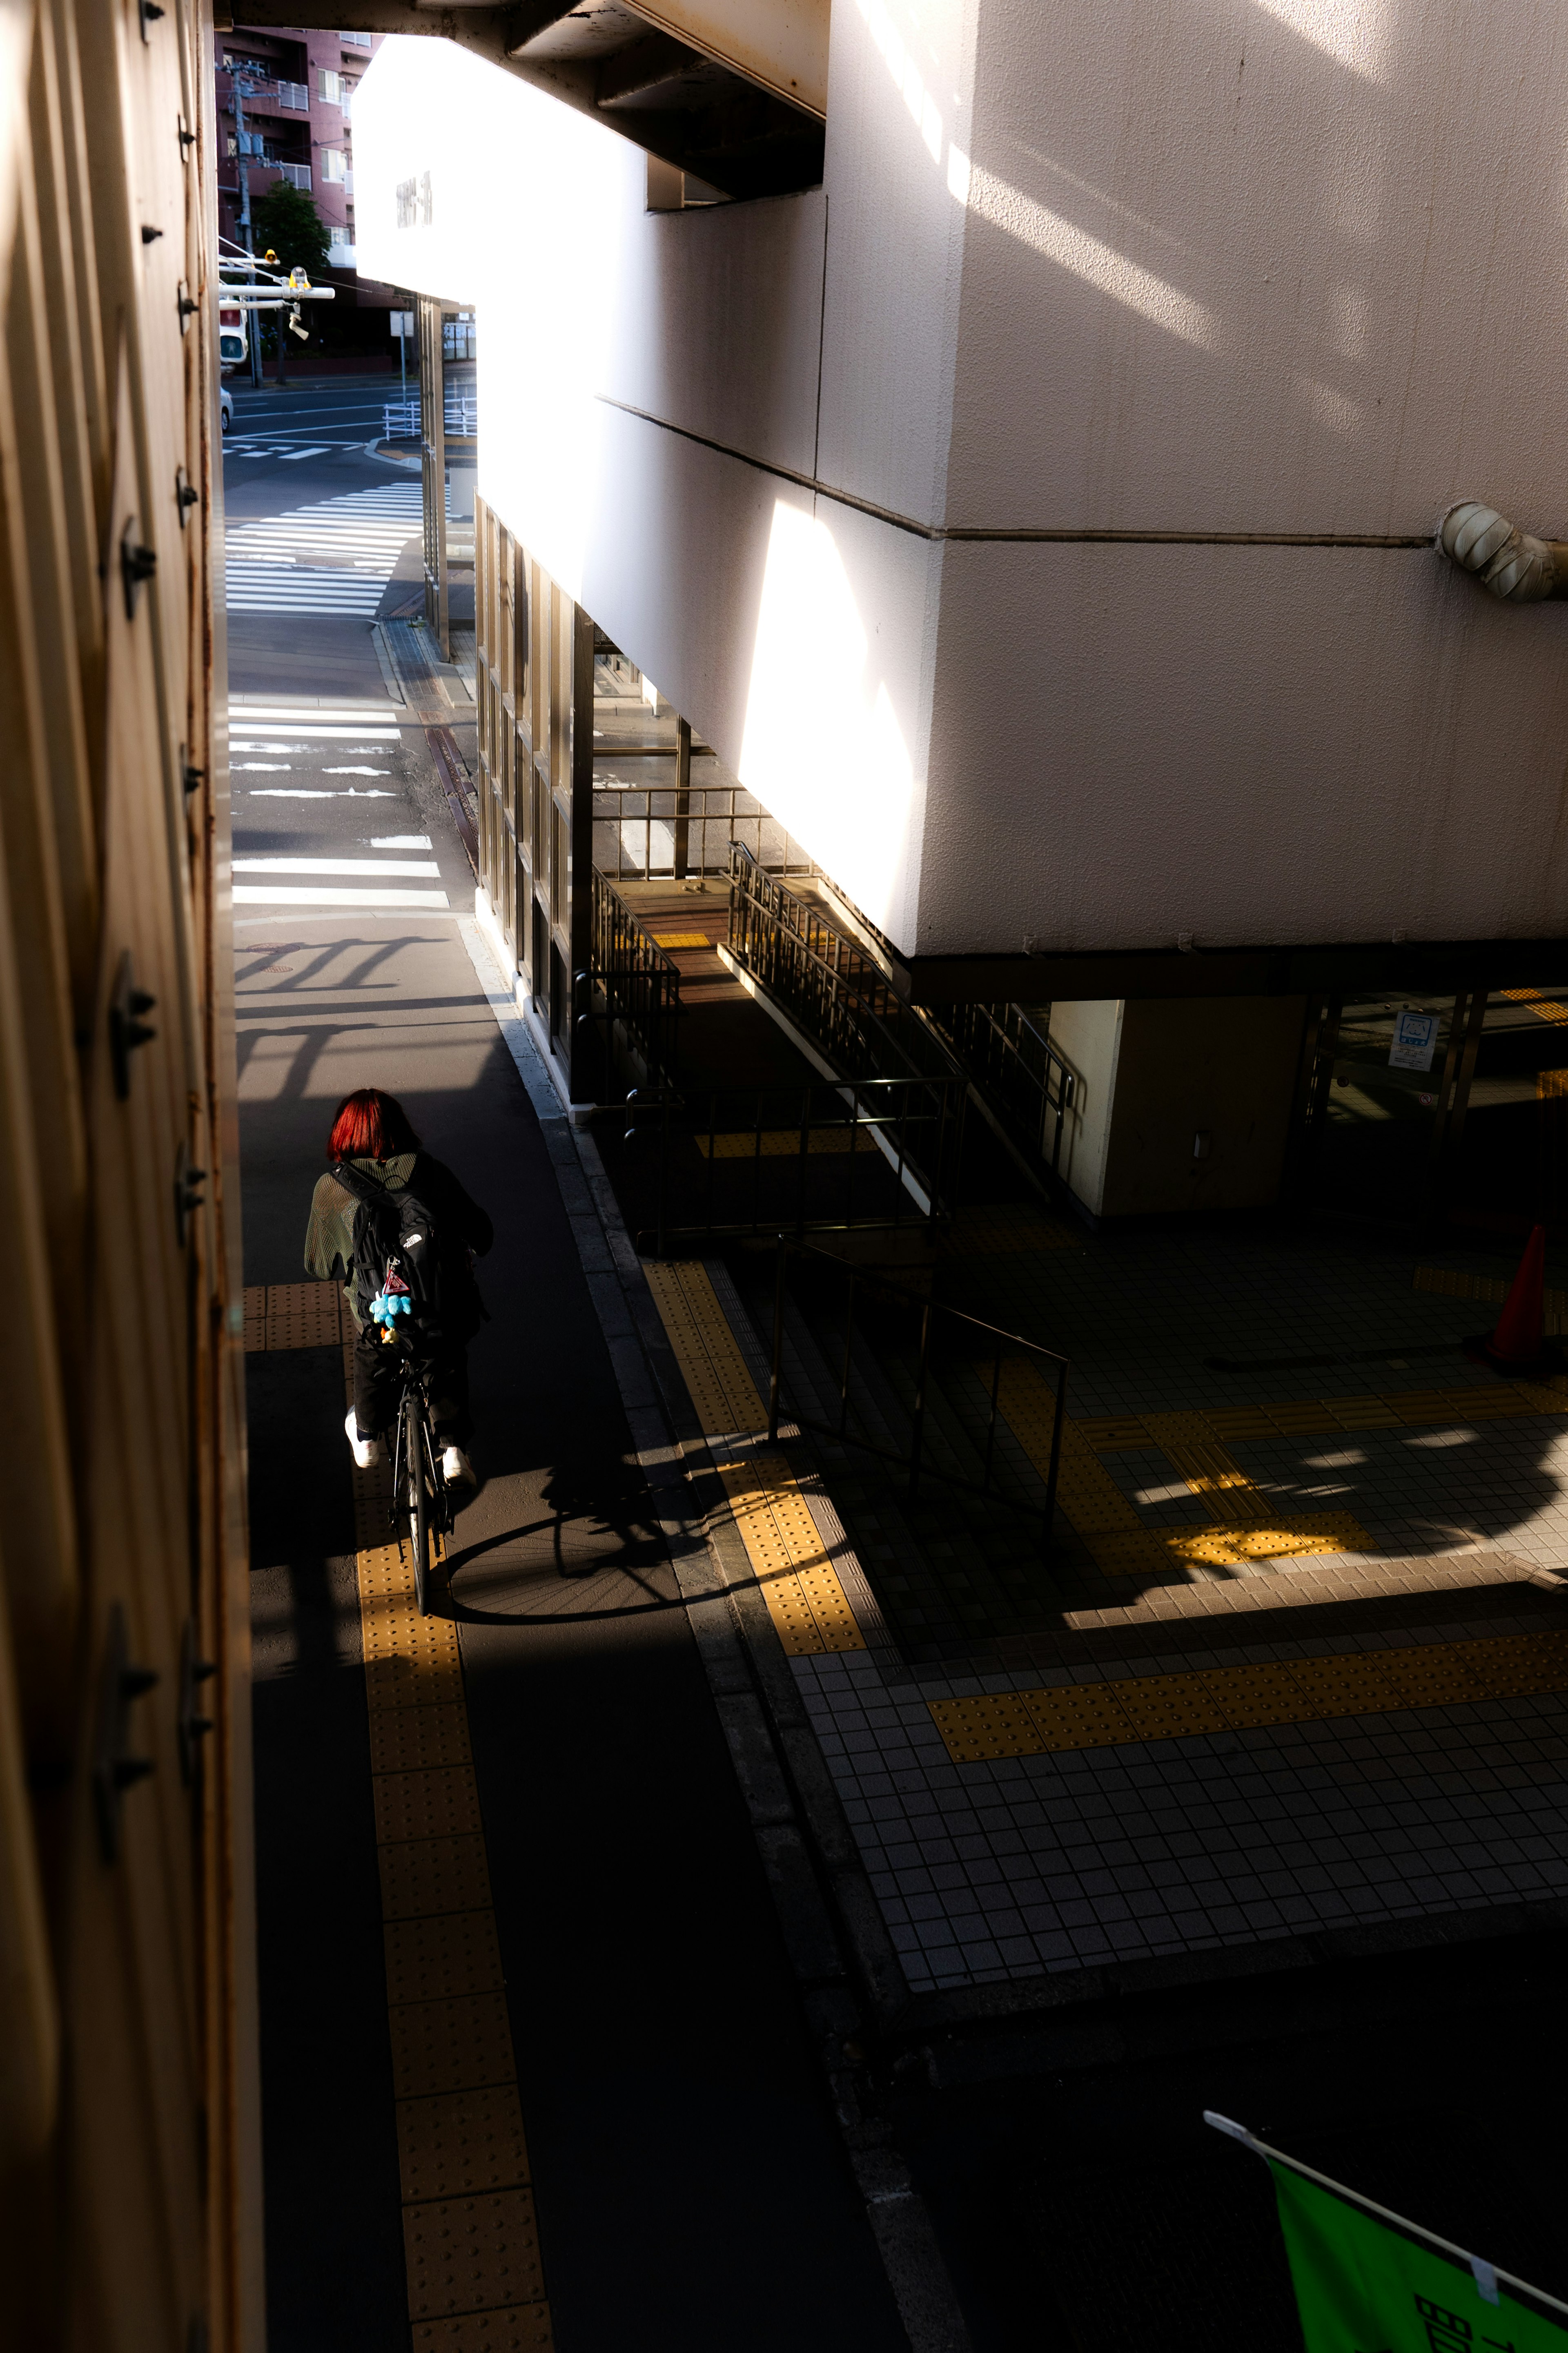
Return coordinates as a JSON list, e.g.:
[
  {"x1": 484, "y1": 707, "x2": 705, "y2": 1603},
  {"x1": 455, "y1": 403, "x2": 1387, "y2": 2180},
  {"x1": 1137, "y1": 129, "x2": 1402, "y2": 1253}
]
[{"x1": 1464, "y1": 1223, "x2": 1556, "y2": 1375}]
